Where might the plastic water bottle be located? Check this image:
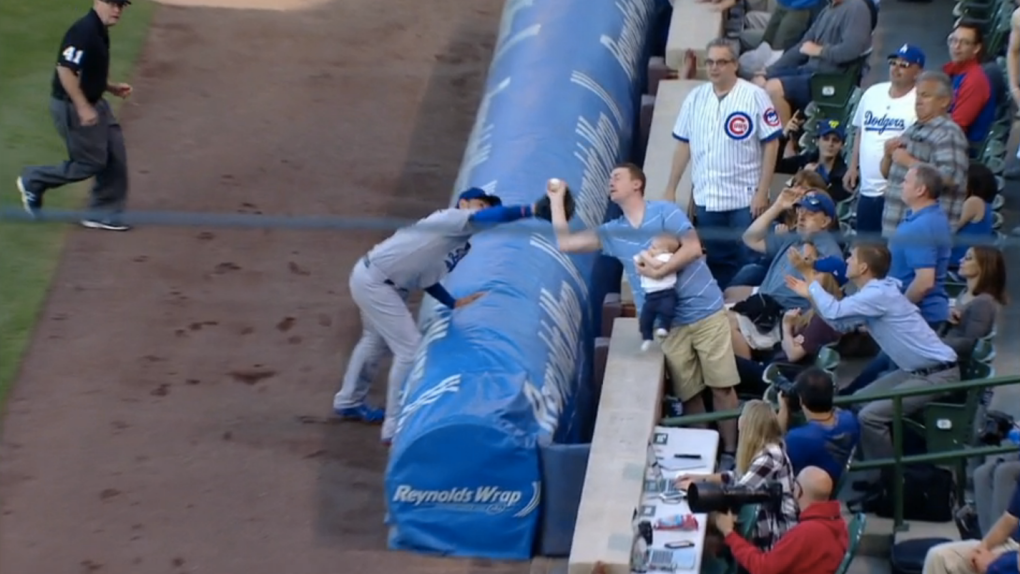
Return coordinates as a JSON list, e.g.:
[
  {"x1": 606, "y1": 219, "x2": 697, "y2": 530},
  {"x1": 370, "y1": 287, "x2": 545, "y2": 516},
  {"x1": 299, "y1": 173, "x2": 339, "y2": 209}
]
[{"x1": 1007, "y1": 426, "x2": 1020, "y2": 446}]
